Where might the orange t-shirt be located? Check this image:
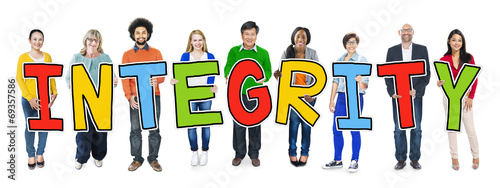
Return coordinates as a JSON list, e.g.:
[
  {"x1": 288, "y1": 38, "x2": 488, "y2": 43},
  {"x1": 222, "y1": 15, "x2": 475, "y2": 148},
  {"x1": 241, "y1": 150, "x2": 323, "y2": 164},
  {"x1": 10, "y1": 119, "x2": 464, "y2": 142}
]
[
  {"x1": 295, "y1": 73, "x2": 307, "y2": 86},
  {"x1": 121, "y1": 46, "x2": 165, "y2": 100}
]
